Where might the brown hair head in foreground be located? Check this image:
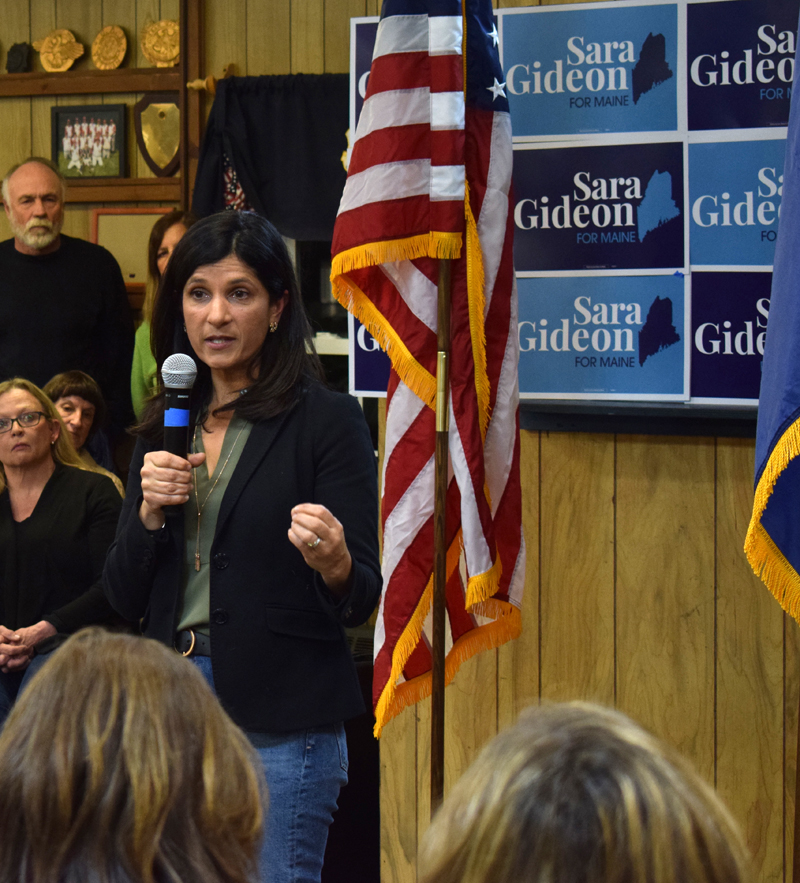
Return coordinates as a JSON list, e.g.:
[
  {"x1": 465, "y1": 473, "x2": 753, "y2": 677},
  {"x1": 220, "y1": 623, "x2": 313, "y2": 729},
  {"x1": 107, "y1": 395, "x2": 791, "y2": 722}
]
[
  {"x1": 0, "y1": 627, "x2": 266, "y2": 883},
  {"x1": 419, "y1": 701, "x2": 751, "y2": 883}
]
